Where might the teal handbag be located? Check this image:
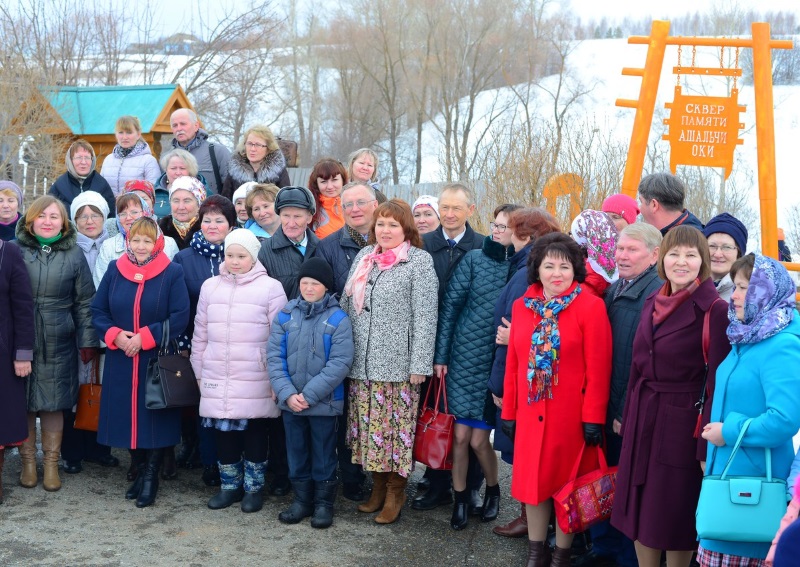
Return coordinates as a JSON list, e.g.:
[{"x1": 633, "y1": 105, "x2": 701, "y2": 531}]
[{"x1": 696, "y1": 419, "x2": 788, "y2": 542}]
